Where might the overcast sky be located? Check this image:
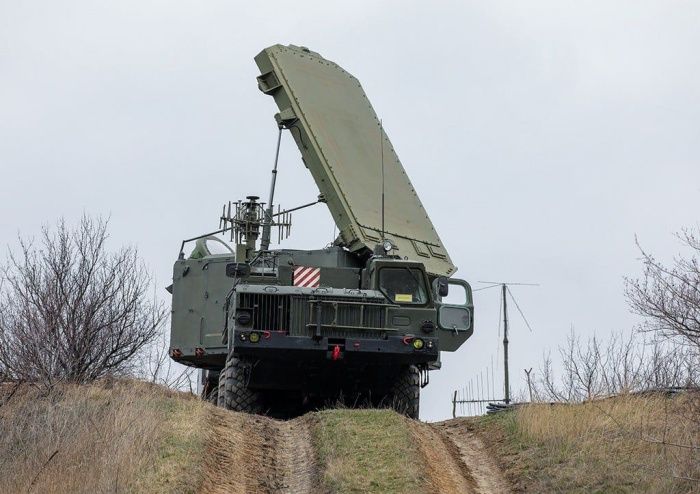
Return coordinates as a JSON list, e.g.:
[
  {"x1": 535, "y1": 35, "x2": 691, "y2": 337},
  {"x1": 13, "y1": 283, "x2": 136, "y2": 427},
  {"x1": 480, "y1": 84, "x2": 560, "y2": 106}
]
[{"x1": 1, "y1": 1, "x2": 698, "y2": 421}]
